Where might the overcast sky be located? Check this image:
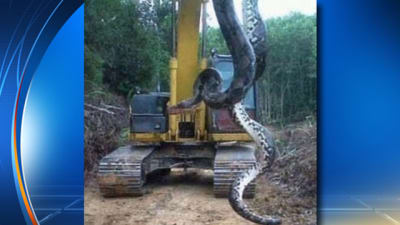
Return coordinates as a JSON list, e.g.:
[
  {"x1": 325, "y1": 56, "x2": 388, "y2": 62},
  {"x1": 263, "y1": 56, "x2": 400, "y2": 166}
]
[{"x1": 206, "y1": 0, "x2": 316, "y2": 27}]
